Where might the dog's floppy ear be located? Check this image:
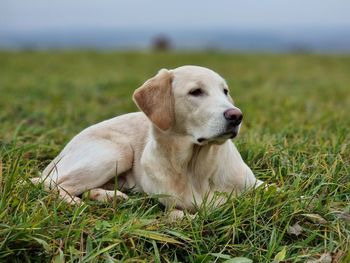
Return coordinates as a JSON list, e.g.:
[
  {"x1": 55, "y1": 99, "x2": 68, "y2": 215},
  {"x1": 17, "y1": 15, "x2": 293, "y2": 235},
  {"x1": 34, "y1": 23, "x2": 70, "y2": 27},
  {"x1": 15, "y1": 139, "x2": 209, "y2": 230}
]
[{"x1": 133, "y1": 69, "x2": 174, "y2": 131}]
